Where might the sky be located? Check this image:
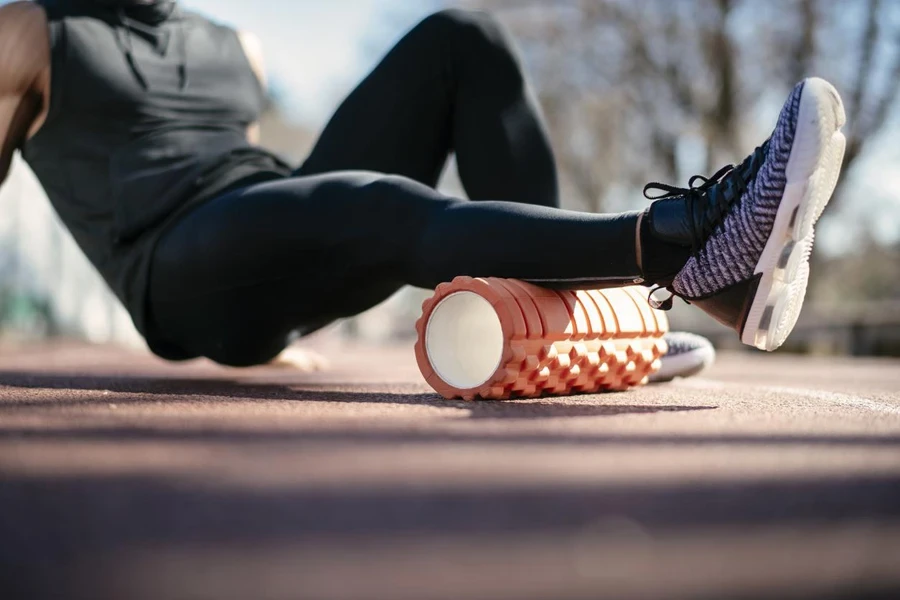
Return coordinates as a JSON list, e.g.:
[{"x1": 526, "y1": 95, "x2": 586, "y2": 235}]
[{"x1": 182, "y1": 0, "x2": 442, "y2": 127}]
